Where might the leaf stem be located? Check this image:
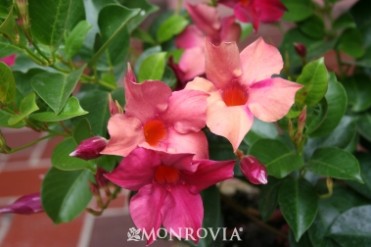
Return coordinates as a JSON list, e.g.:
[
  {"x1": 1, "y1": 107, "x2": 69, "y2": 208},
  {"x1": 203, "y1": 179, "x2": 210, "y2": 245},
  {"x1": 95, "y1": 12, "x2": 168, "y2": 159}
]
[{"x1": 6, "y1": 133, "x2": 55, "y2": 154}]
